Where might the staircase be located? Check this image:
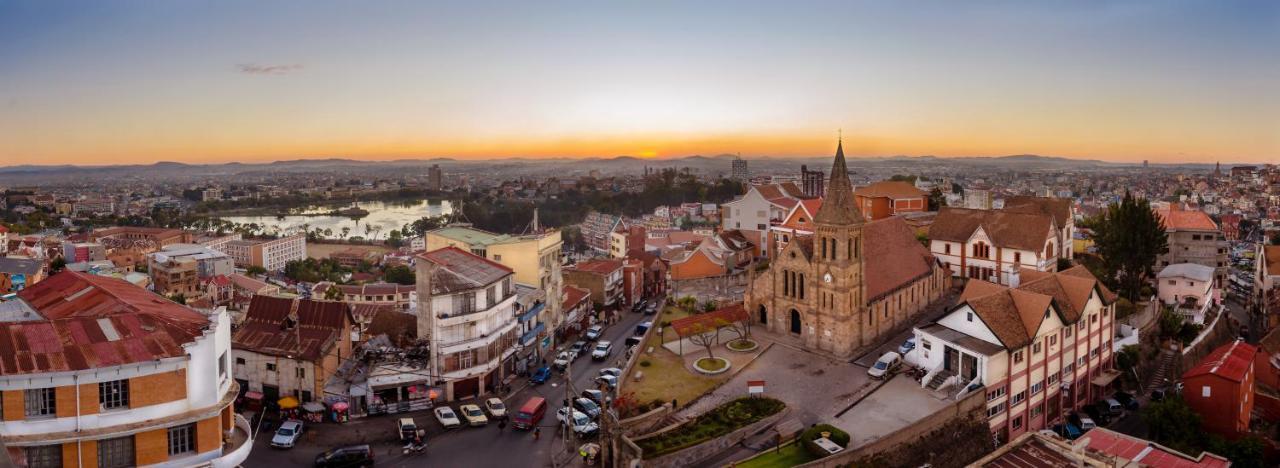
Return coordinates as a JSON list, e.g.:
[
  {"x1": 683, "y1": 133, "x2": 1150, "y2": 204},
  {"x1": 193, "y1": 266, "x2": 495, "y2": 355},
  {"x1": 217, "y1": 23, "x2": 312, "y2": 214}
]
[
  {"x1": 1143, "y1": 349, "x2": 1178, "y2": 394},
  {"x1": 926, "y1": 369, "x2": 956, "y2": 391}
]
